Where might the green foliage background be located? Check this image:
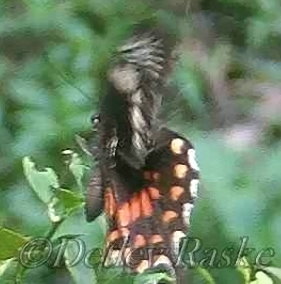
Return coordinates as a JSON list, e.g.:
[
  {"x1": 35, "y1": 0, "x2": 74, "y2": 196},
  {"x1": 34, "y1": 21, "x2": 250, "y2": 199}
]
[{"x1": 0, "y1": 0, "x2": 280, "y2": 283}]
